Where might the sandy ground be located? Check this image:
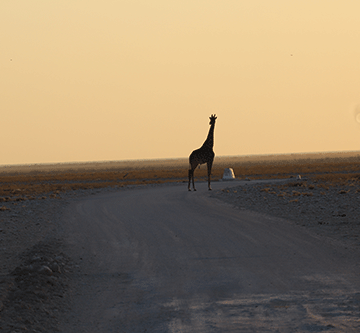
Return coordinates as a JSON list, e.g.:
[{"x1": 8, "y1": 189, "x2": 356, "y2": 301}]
[
  {"x1": 0, "y1": 175, "x2": 359, "y2": 332},
  {"x1": 212, "y1": 177, "x2": 360, "y2": 250},
  {"x1": 61, "y1": 180, "x2": 360, "y2": 332}
]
